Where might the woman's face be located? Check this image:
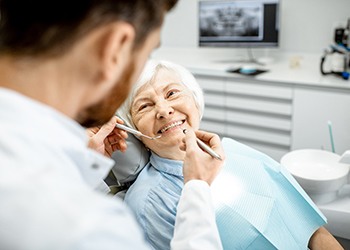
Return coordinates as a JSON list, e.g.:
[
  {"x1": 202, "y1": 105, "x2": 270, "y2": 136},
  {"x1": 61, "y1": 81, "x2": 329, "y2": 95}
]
[{"x1": 131, "y1": 68, "x2": 200, "y2": 160}]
